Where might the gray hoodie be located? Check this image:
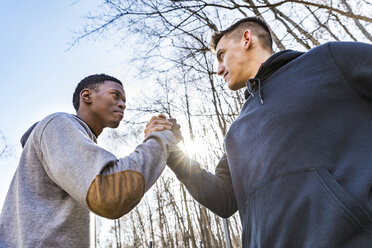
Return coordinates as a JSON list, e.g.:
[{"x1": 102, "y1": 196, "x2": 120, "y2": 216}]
[{"x1": 0, "y1": 112, "x2": 176, "y2": 247}]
